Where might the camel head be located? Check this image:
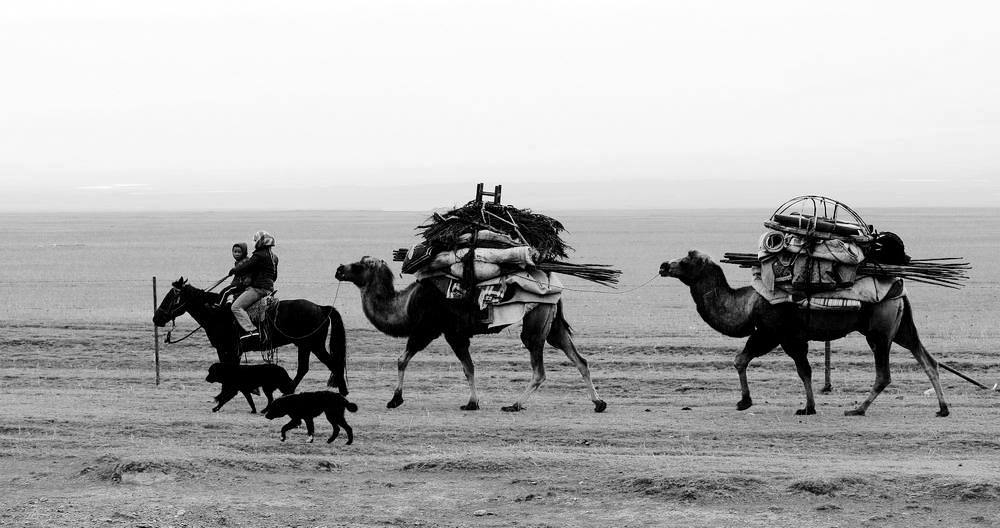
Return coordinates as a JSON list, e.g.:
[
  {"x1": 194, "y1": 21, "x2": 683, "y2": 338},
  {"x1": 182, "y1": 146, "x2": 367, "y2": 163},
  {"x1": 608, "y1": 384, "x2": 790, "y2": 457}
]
[
  {"x1": 335, "y1": 256, "x2": 392, "y2": 288},
  {"x1": 660, "y1": 250, "x2": 715, "y2": 286}
]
